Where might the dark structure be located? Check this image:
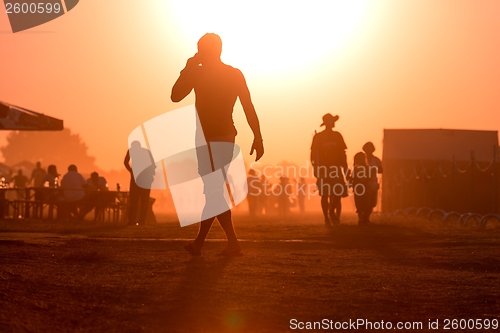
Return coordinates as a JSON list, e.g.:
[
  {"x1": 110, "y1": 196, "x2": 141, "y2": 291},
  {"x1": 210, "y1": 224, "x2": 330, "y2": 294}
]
[
  {"x1": 382, "y1": 129, "x2": 500, "y2": 214},
  {"x1": 0, "y1": 101, "x2": 63, "y2": 131}
]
